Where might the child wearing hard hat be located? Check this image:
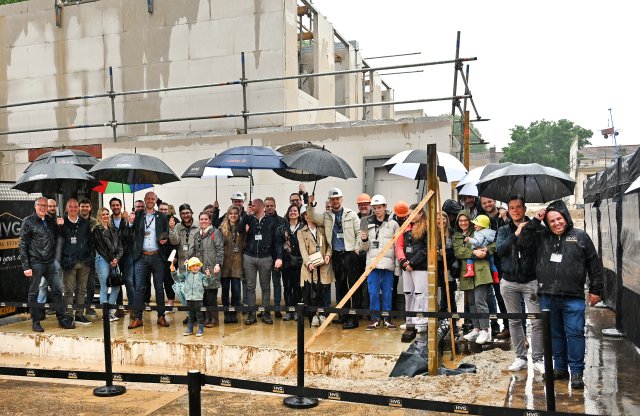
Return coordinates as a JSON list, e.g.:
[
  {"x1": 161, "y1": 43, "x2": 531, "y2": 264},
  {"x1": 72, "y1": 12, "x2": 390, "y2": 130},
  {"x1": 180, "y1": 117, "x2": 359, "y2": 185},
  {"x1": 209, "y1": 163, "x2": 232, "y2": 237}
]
[
  {"x1": 170, "y1": 257, "x2": 213, "y2": 336},
  {"x1": 462, "y1": 215, "x2": 499, "y2": 283}
]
